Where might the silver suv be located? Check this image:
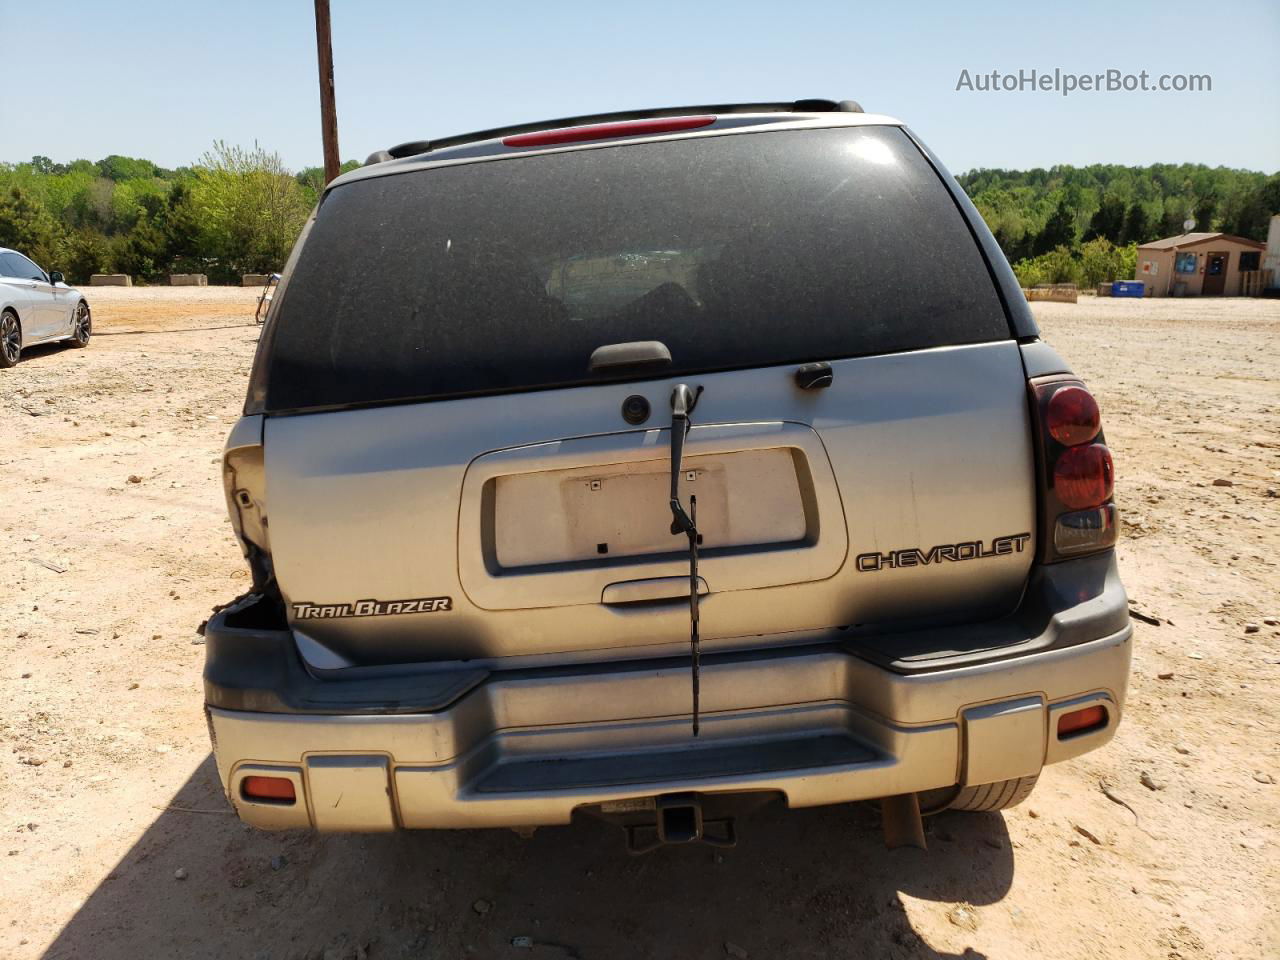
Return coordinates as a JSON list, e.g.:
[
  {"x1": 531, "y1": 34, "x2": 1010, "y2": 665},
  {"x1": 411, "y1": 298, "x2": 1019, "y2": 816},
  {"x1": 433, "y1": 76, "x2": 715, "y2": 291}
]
[{"x1": 204, "y1": 101, "x2": 1129, "y2": 848}]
